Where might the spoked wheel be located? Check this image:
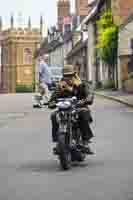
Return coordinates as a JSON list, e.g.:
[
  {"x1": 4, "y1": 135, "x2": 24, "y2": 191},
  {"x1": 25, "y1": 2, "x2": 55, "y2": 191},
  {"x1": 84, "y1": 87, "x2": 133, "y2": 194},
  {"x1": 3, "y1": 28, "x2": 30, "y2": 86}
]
[{"x1": 58, "y1": 134, "x2": 71, "y2": 170}]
